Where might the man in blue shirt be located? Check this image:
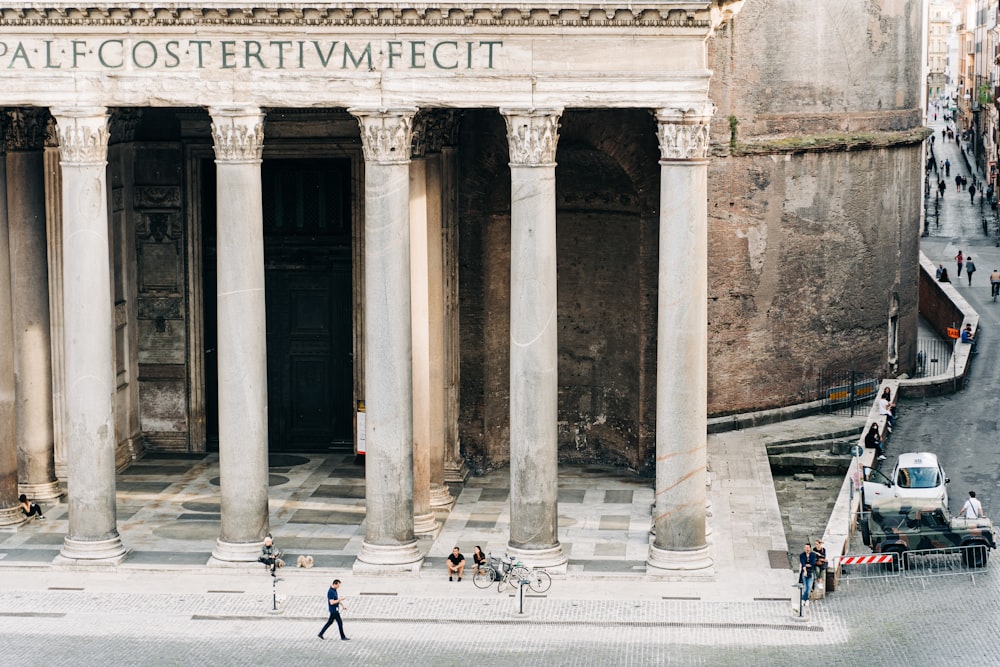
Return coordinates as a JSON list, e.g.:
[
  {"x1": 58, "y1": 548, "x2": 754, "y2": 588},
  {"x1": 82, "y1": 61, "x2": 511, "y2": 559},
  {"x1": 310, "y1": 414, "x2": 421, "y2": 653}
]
[
  {"x1": 318, "y1": 579, "x2": 350, "y2": 640},
  {"x1": 798, "y1": 543, "x2": 818, "y2": 608}
]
